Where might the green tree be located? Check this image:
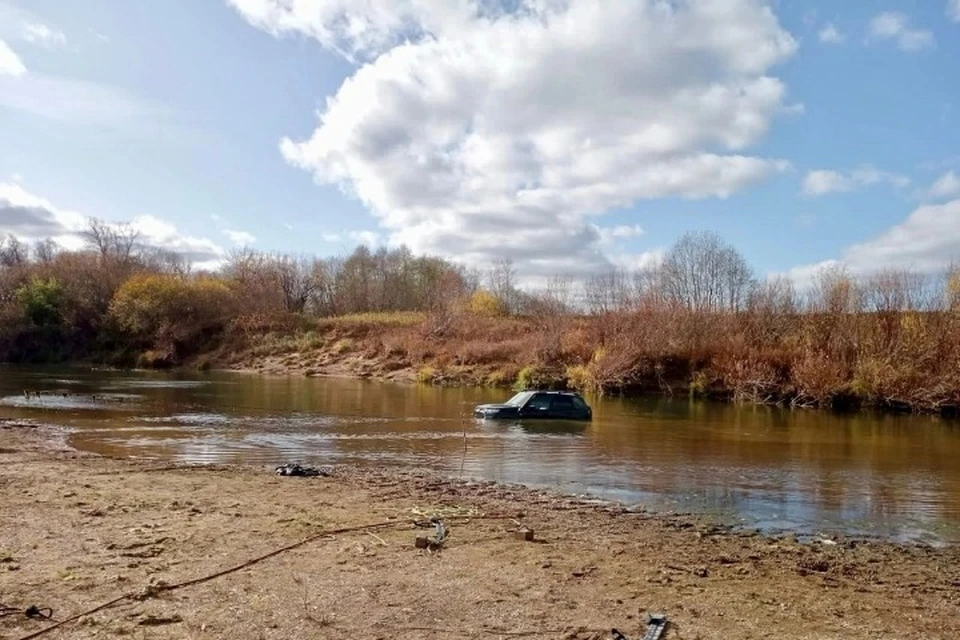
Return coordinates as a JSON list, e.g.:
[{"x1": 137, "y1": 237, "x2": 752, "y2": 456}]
[{"x1": 16, "y1": 277, "x2": 64, "y2": 328}]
